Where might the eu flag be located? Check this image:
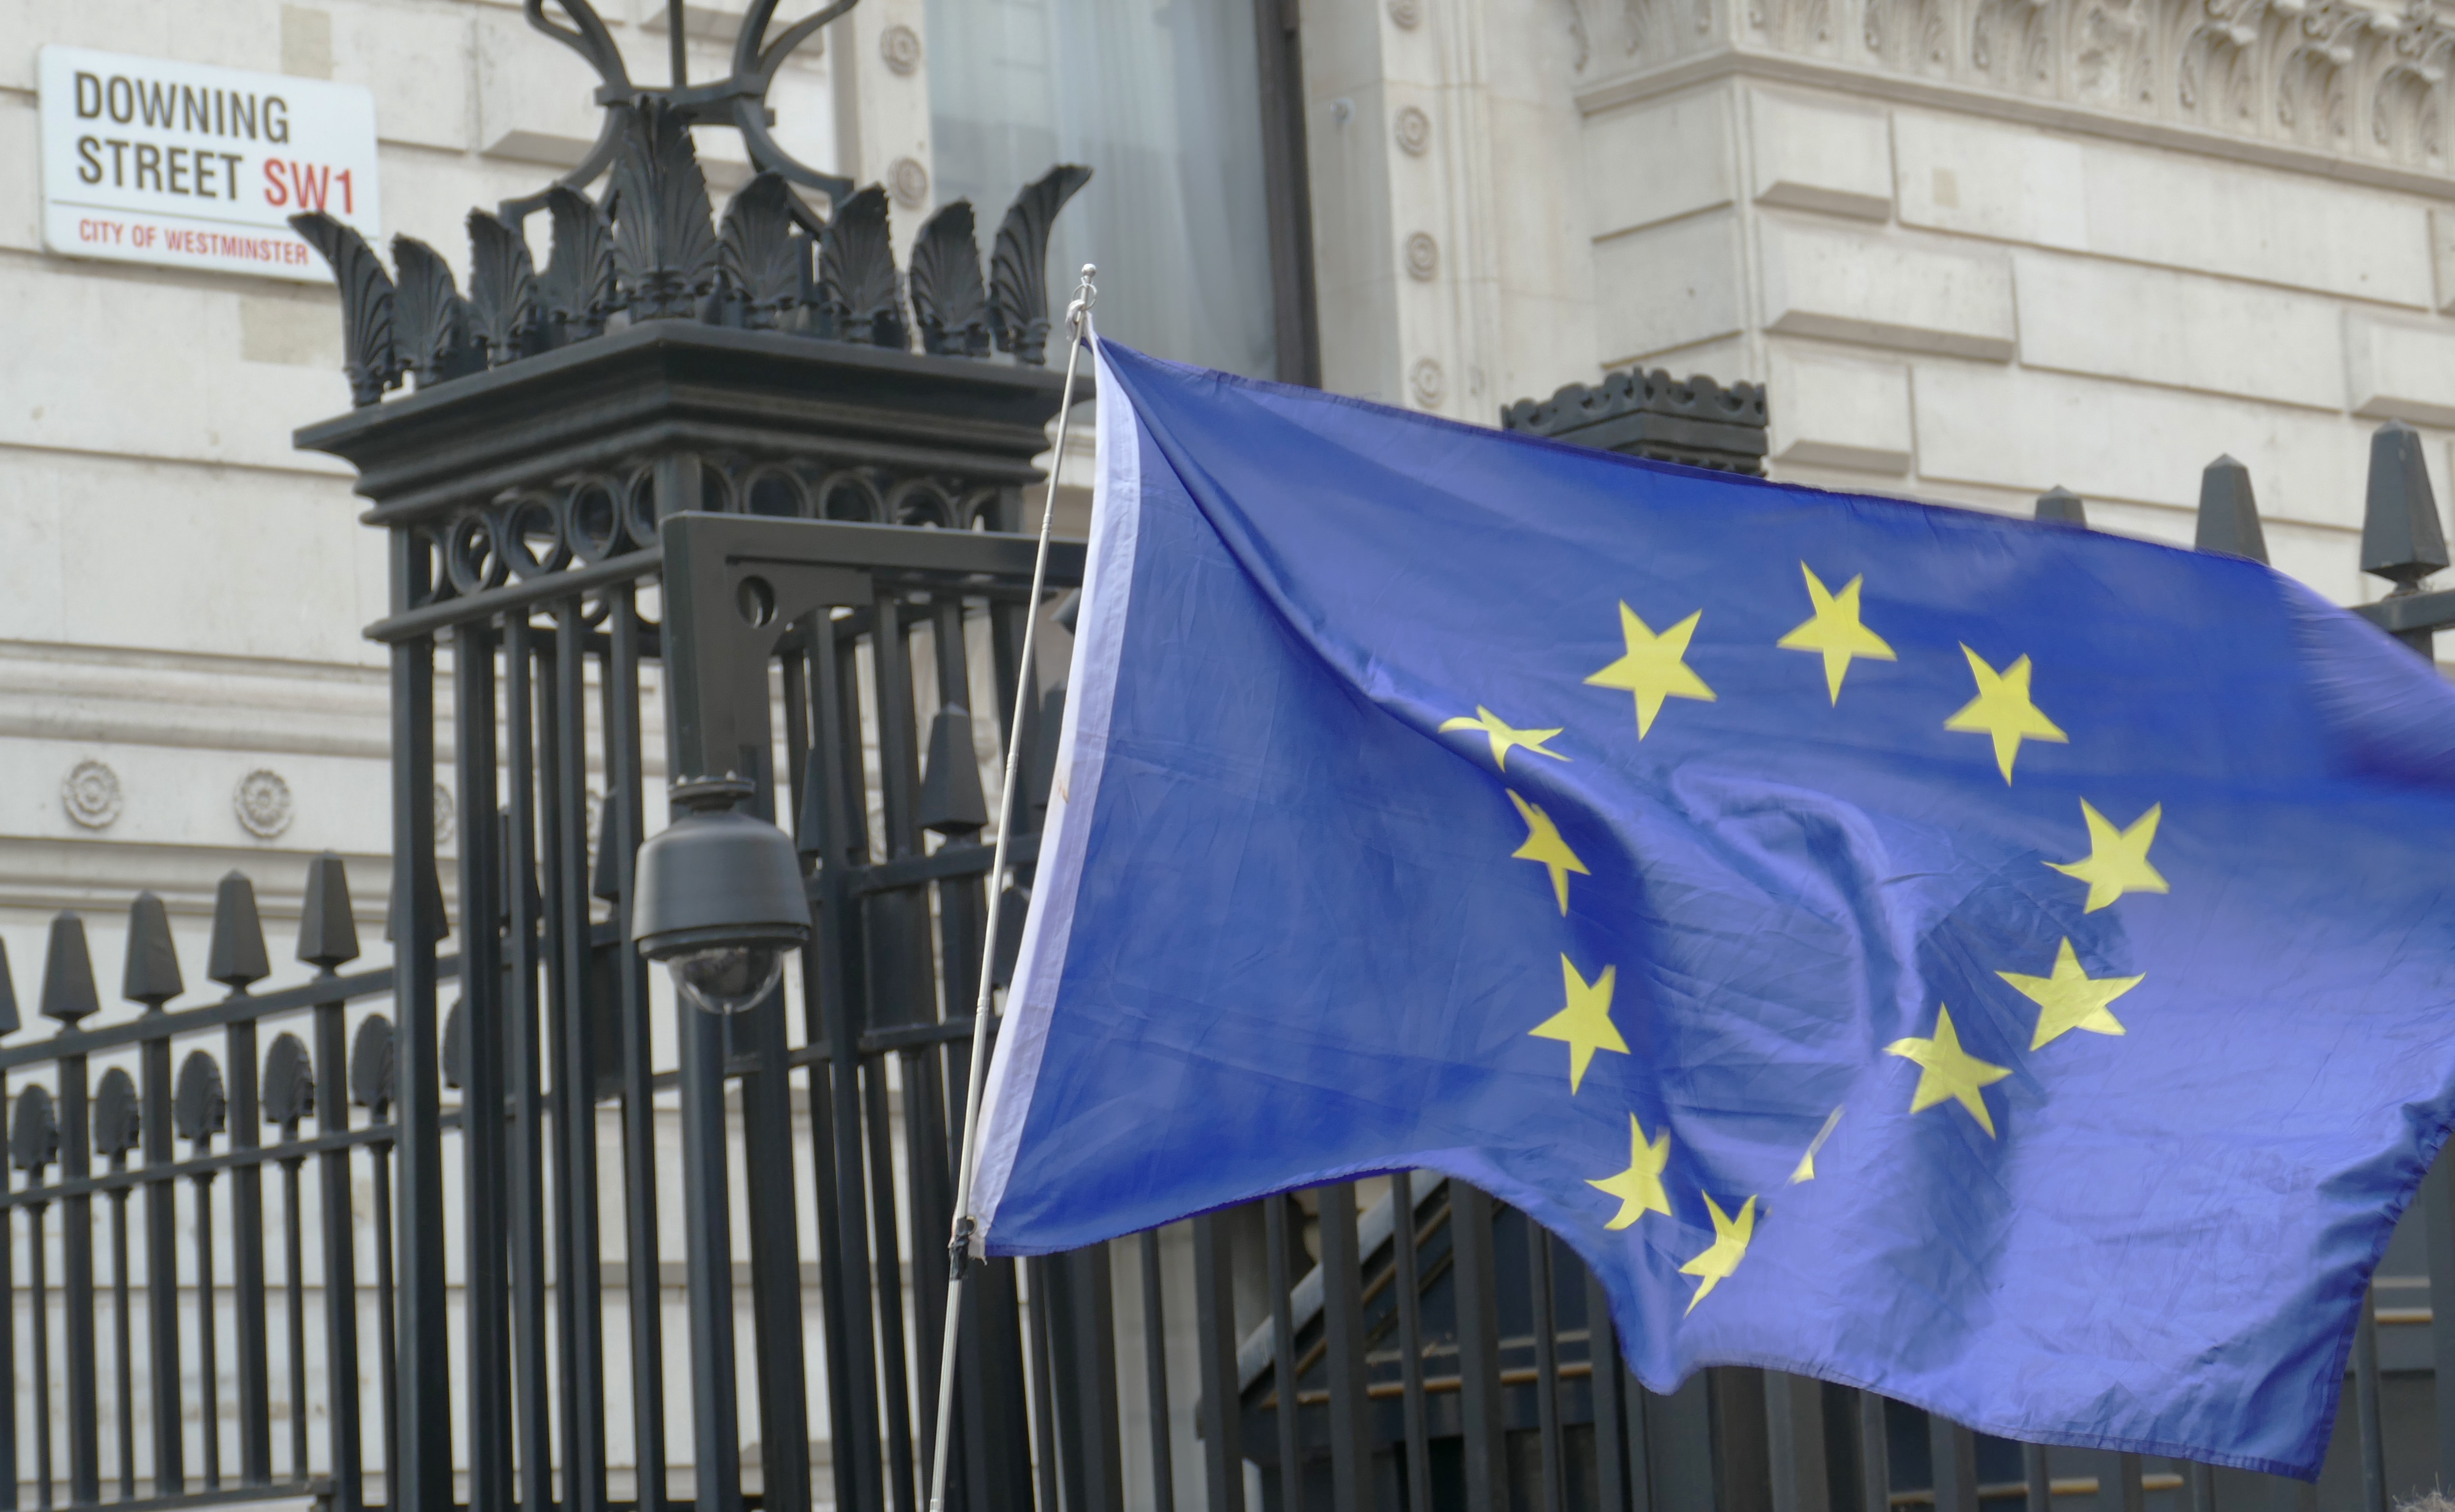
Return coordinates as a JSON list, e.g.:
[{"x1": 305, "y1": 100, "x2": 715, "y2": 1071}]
[{"x1": 970, "y1": 341, "x2": 2455, "y2": 1476}]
